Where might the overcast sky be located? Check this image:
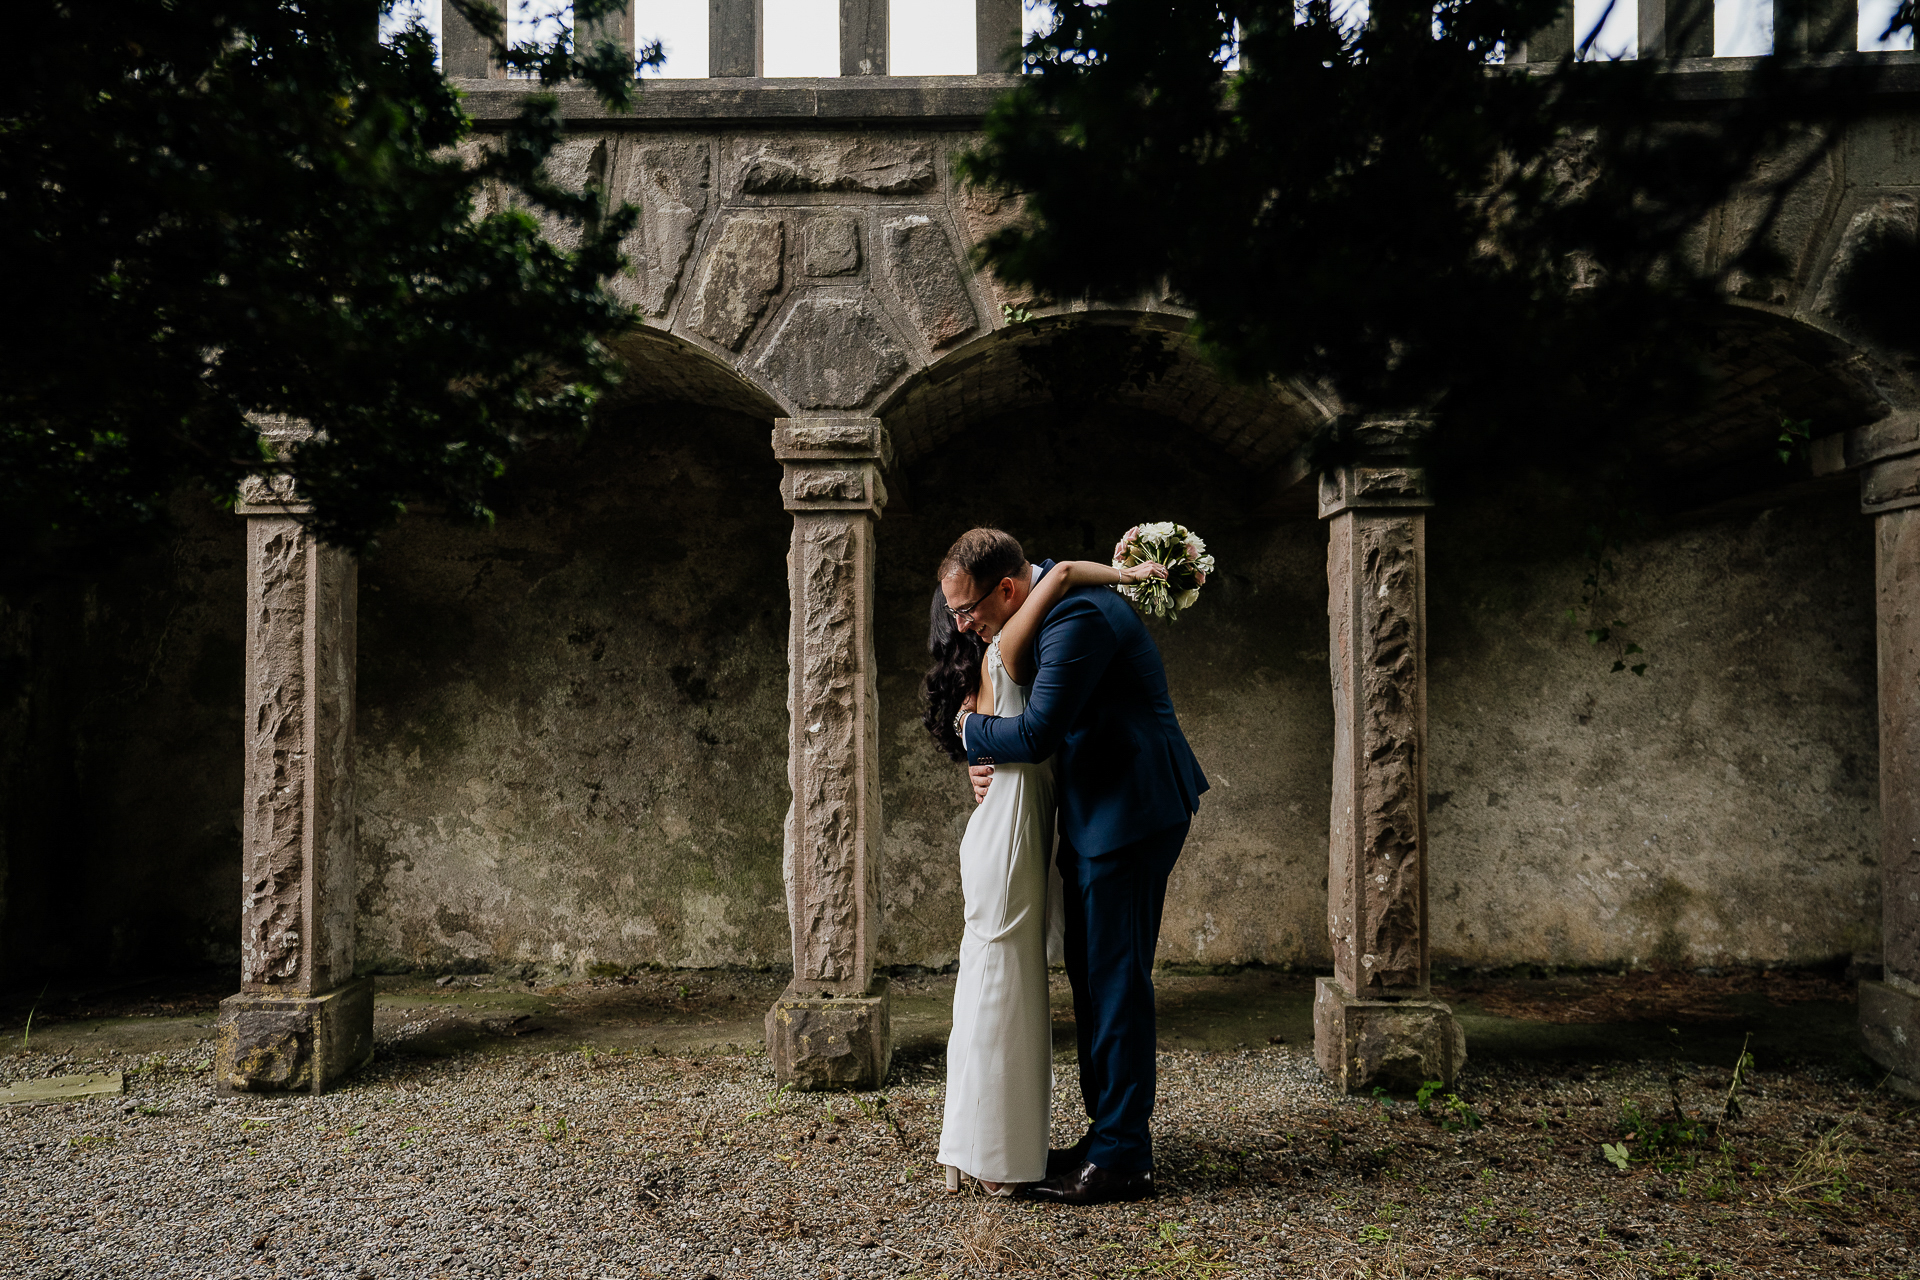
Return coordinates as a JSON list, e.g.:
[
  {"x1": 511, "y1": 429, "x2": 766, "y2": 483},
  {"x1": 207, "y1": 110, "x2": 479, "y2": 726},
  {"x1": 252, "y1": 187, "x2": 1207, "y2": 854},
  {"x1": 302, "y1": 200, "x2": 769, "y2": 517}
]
[{"x1": 384, "y1": 0, "x2": 1910, "y2": 74}]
